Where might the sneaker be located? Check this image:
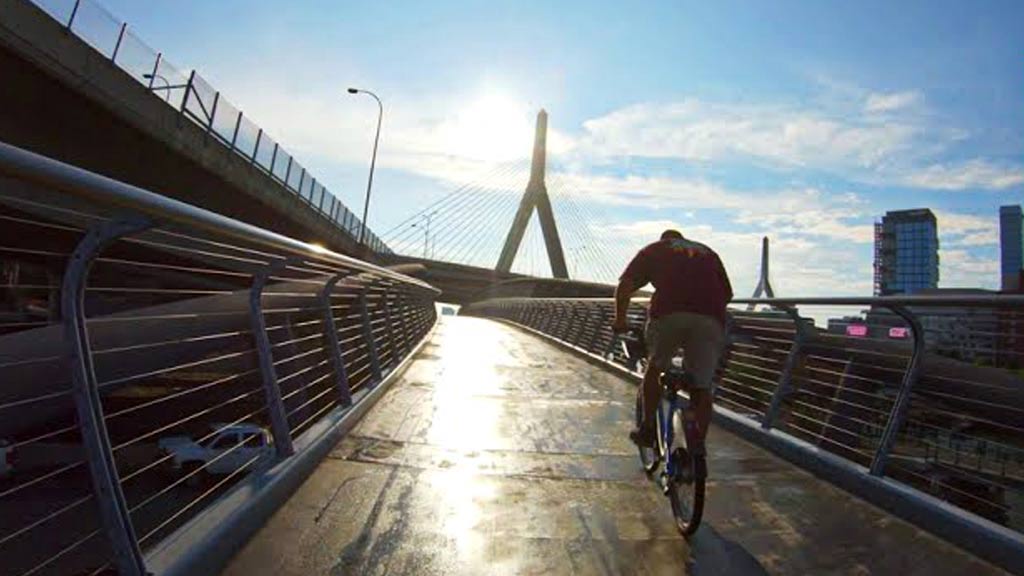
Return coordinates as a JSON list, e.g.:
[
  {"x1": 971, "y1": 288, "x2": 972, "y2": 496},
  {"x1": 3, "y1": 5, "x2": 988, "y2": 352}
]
[{"x1": 629, "y1": 426, "x2": 656, "y2": 447}]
